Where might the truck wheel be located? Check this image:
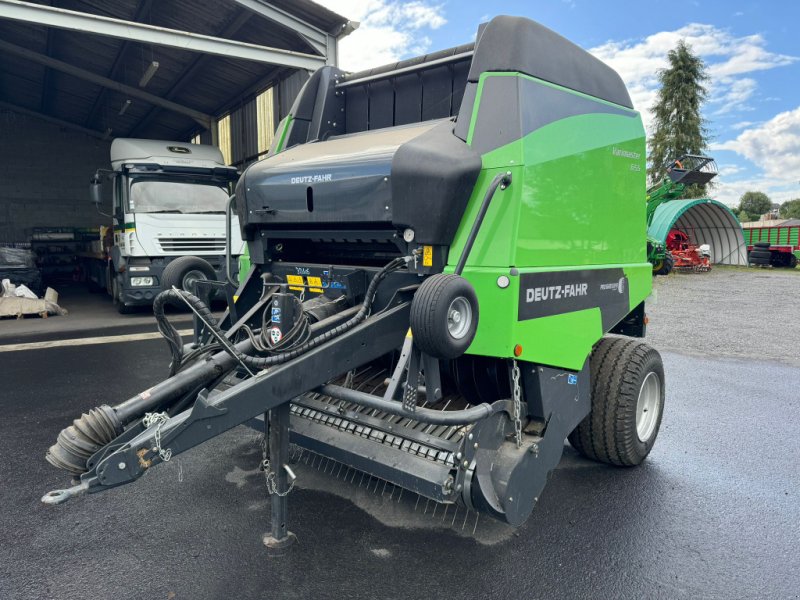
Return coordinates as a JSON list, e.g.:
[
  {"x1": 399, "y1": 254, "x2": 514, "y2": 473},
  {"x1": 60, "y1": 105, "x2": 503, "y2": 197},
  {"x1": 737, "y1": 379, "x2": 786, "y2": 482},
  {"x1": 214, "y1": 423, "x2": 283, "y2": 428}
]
[
  {"x1": 162, "y1": 256, "x2": 216, "y2": 294},
  {"x1": 112, "y1": 276, "x2": 135, "y2": 314},
  {"x1": 749, "y1": 249, "x2": 771, "y2": 260},
  {"x1": 410, "y1": 273, "x2": 479, "y2": 360},
  {"x1": 568, "y1": 337, "x2": 665, "y2": 466},
  {"x1": 789, "y1": 255, "x2": 798, "y2": 269}
]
